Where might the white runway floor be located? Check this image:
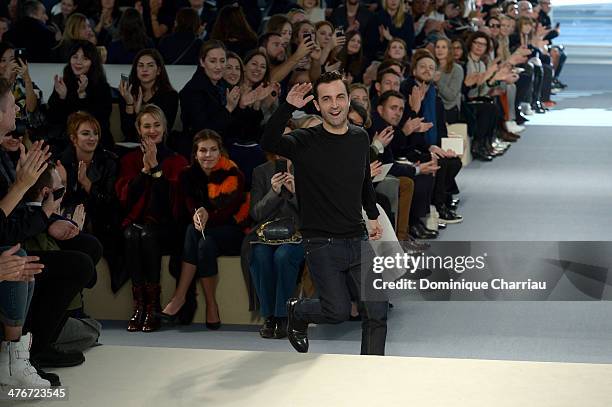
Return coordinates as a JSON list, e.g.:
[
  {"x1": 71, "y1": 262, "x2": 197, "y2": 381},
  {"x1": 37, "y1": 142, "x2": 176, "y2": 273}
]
[{"x1": 10, "y1": 345, "x2": 612, "y2": 407}]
